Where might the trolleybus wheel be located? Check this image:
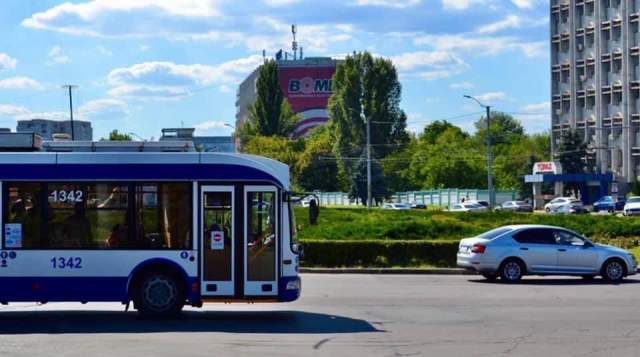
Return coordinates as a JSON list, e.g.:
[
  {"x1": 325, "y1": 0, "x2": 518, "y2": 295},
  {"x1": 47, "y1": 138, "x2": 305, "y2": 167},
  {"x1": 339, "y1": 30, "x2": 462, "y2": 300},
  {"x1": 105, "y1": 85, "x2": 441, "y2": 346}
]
[{"x1": 135, "y1": 268, "x2": 185, "y2": 317}]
